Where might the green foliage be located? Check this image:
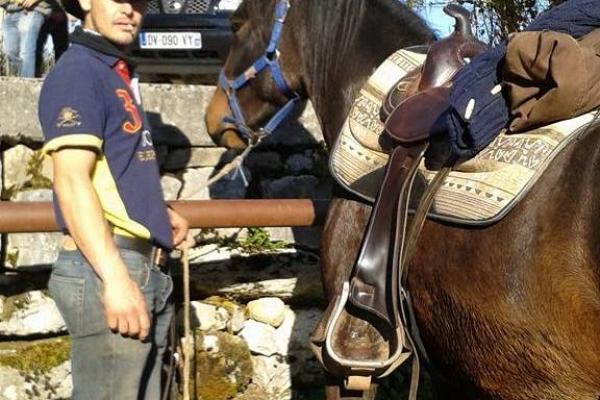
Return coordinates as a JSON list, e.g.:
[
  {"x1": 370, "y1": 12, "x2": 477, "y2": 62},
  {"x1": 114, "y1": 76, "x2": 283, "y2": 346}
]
[
  {"x1": 402, "y1": 1, "x2": 565, "y2": 46},
  {"x1": 233, "y1": 228, "x2": 290, "y2": 253},
  {"x1": 0, "y1": 45, "x2": 6, "y2": 76},
  {"x1": 405, "y1": 0, "x2": 425, "y2": 10},
  {"x1": 23, "y1": 150, "x2": 53, "y2": 190},
  {"x1": 4, "y1": 250, "x2": 19, "y2": 268},
  {"x1": 455, "y1": 0, "x2": 565, "y2": 45},
  {"x1": 197, "y1": 227, "x2": 291, "y2": 254},
  {"x1": 468, "y1": 0, "x2": 538, "y2": 44},
  {"x1": 3, "y1": 150, "x2": 53, "y2": 200}
]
